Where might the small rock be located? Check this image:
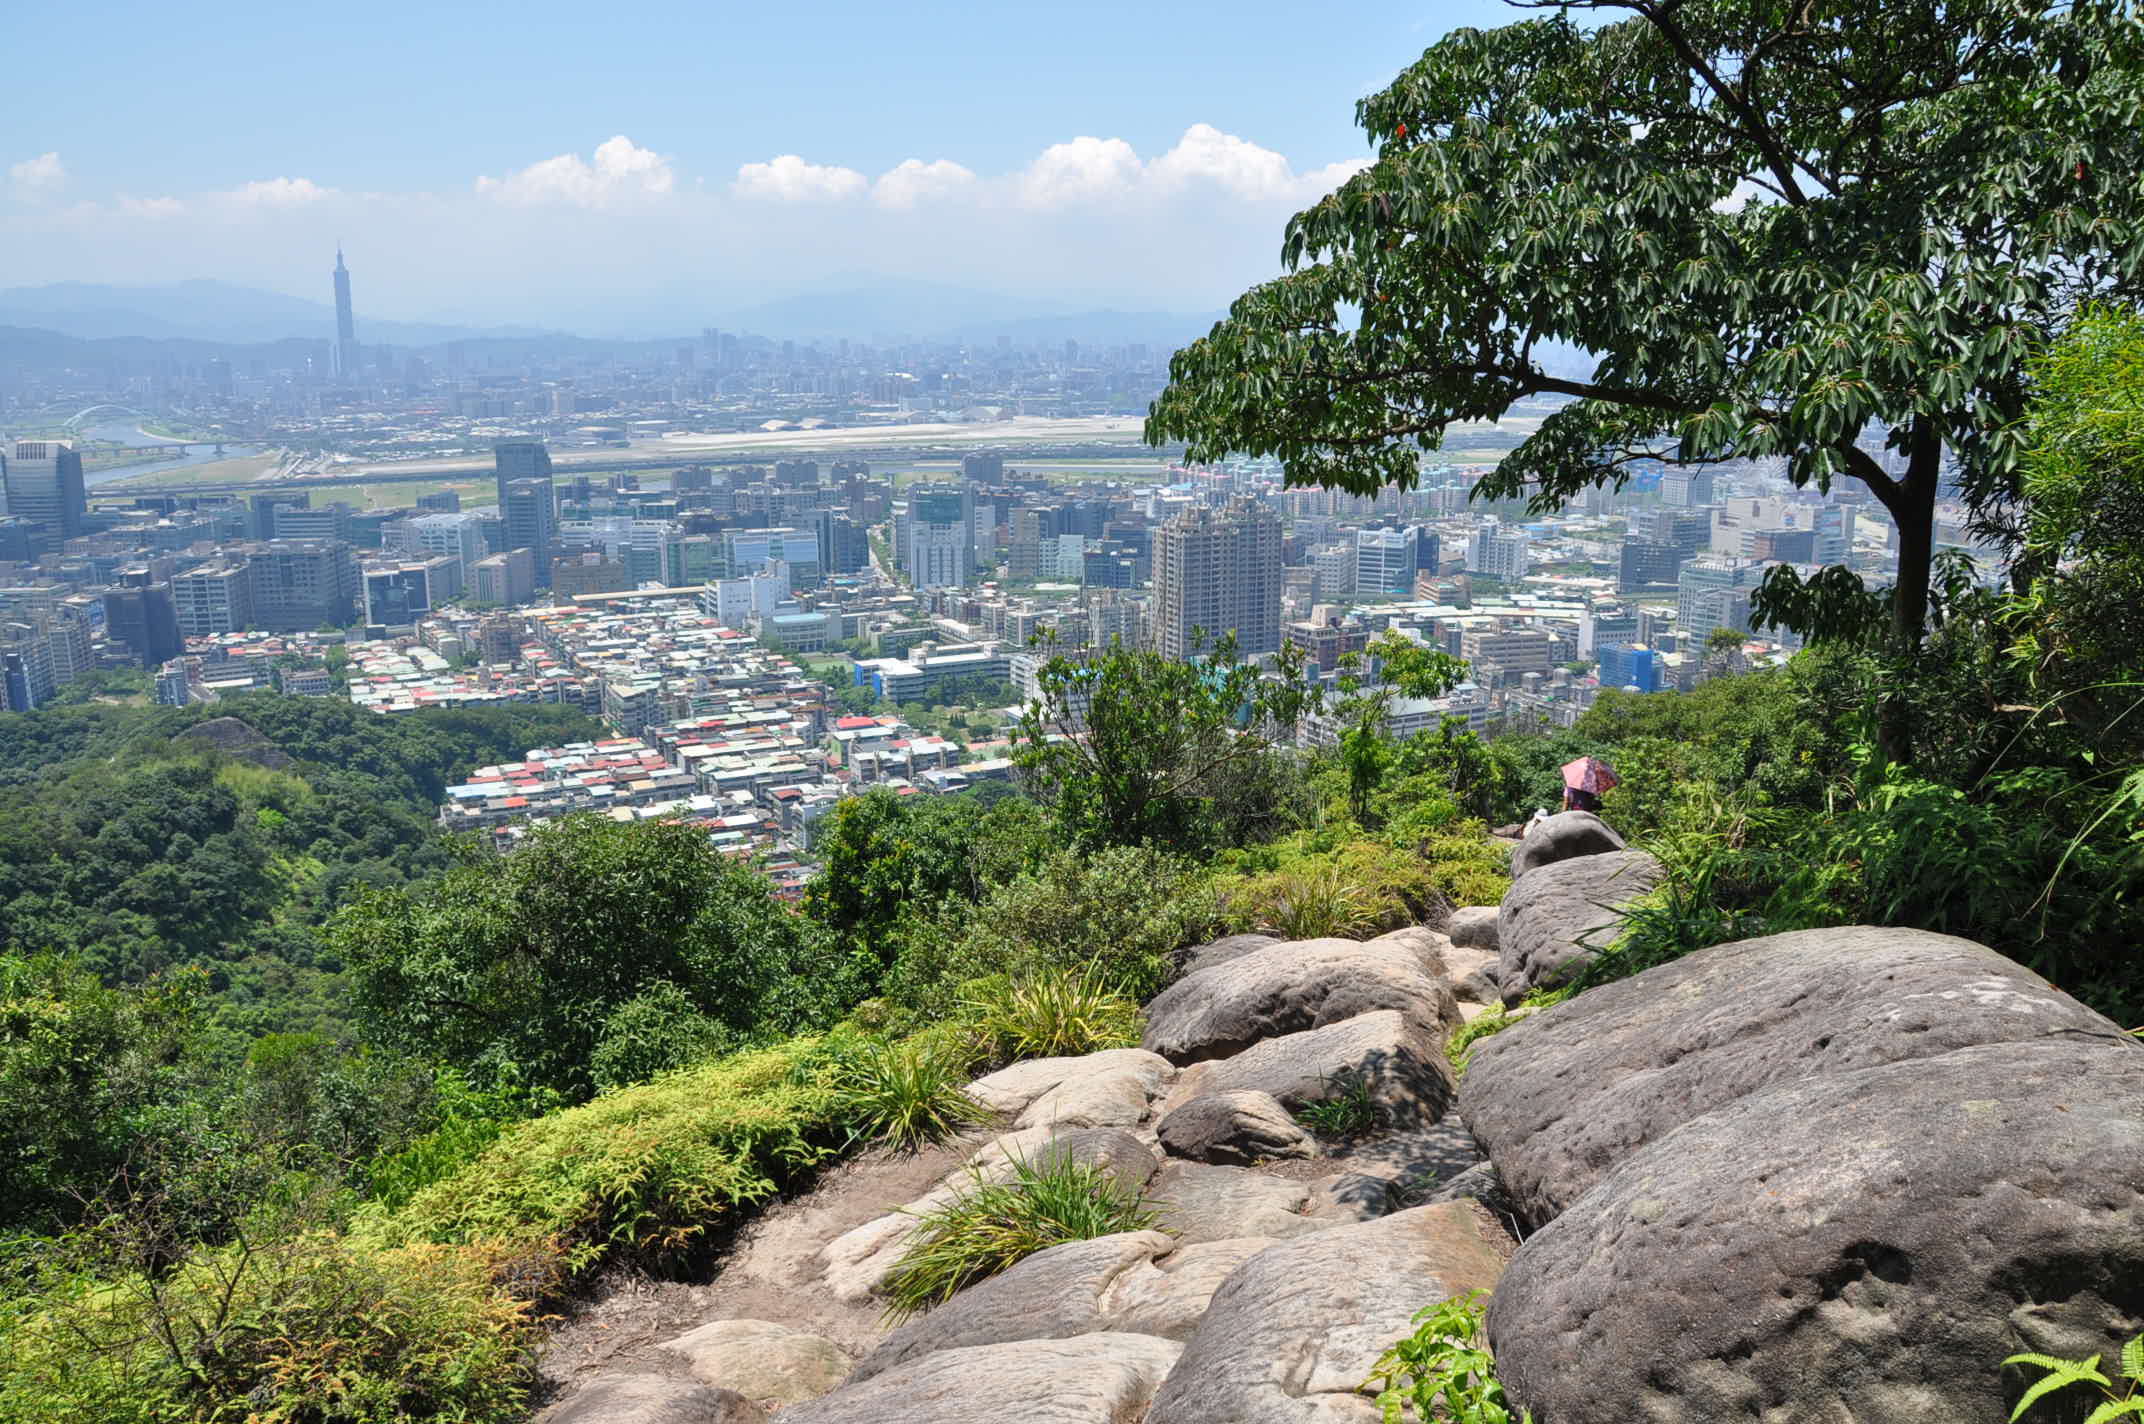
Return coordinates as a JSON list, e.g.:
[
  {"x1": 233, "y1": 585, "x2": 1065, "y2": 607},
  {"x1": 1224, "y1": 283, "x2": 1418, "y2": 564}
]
[
  {"x1": 1508, "y1": 810, "x2": 1625, "y2": 879},
  {"x1": 966, "y1": 1049, "x2": 1172, "y2": 1118},
  {"x1": 1014, "y1": 1064, "x2": 1161, "y2": 1132},
  {"x1": 1301, "y1": 1171, "x2": 1401, "y2": 1222},
  {"x1": 539, "y1": 1373, "x2": 766, "y2": 1424},
  {"x1": 1155, "y1": 1091, "x2": 1316, "y2": 1165},
  {"x1": 1143, "y1": 939, "x2": 1459, "y2": 1067},
  {"x1": 658, "y1": 1320, "x2": 852, "y2": 1406},
  {"x1": 1447, "y1": 905, "x2": 1501, "y2": 952},
  {"x1": 780, "y1": 1334, "x2": 1183, "y2": 1424},
  {"x1": 1495, "y1": 849, "x2": 1663, "y2": 1001}
]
